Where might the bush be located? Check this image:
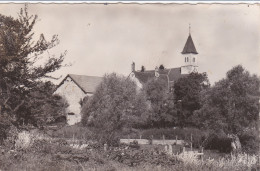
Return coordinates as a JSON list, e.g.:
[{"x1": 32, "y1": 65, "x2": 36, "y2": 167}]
[
  {"x1": 204, "y1": 132, "x2": 232, "y2": 153},
  {"x1": 239, "y1": 128, "x2": 259, "y2": 154}
]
